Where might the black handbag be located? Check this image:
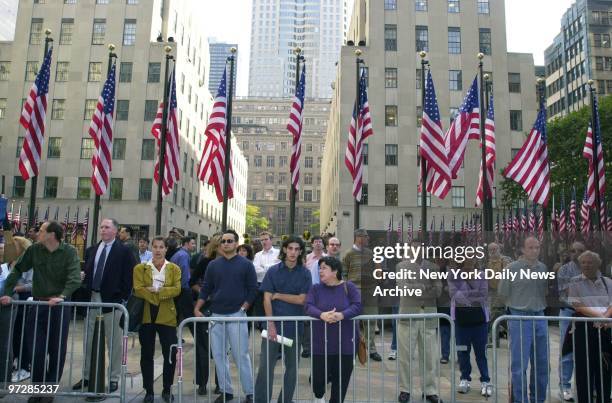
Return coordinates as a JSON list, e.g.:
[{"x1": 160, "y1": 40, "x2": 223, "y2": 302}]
[
  {"x1": 455, "y1": 306, "x2": 487, "y2": 327},
  {"x1": 124, "y1": 294, "x2": 144, "y2": 332}
]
